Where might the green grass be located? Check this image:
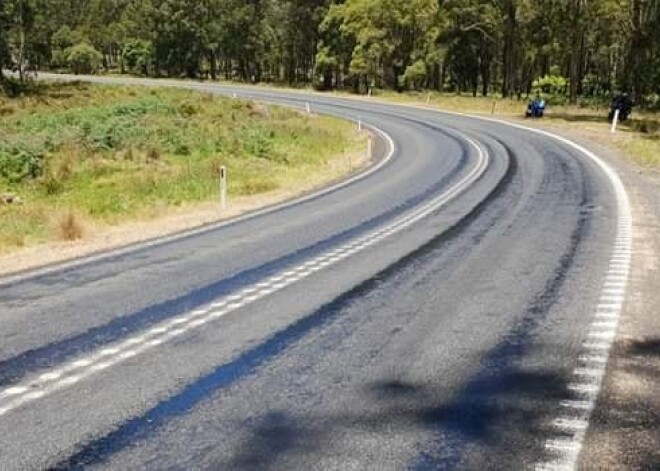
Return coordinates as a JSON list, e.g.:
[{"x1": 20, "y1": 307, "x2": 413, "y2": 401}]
[{"x1": 0, "y1": 82, "x2": 364, "y2": 253}]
